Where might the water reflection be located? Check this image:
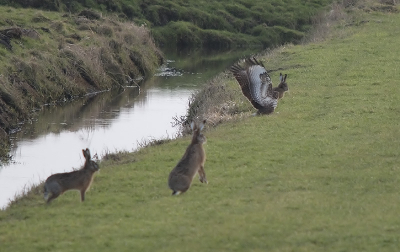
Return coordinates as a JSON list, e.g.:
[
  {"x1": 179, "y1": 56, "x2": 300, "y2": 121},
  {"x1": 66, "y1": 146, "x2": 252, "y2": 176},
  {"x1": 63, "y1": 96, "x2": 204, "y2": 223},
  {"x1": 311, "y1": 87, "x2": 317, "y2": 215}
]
[
  {"x1": 0, "y1": 82, "x2": 193, "y2": 209},
  {"x1": 0, "y1": 47, "x2": 259, "y2": 209}
]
